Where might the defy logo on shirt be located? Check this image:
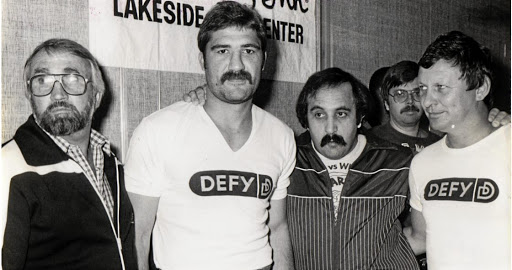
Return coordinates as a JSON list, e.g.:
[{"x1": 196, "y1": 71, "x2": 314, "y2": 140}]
[
  {"x1": 424, "y1": 178, "x2": 499, "y2": 203},
  {"x1": 189, "y1": 170, "x2": 274, "y2": 199}
]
